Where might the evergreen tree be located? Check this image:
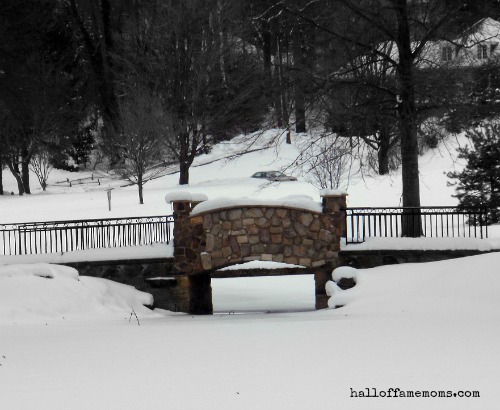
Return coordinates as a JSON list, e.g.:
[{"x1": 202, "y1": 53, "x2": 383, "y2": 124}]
[{"x1": 448, "y1": 124, "x2": 500, "y2": 224}]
